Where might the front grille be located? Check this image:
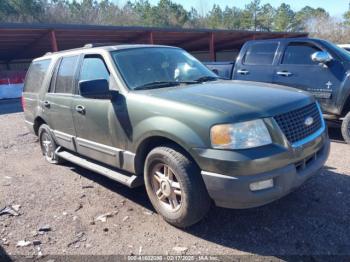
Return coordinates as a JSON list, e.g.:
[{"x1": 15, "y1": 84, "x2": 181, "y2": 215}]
[{"x1": 274, "y1": 103, "x2": 322, "y2": 144}]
